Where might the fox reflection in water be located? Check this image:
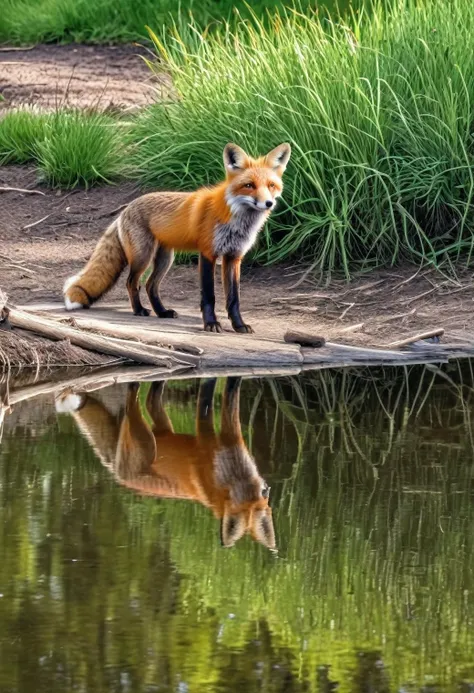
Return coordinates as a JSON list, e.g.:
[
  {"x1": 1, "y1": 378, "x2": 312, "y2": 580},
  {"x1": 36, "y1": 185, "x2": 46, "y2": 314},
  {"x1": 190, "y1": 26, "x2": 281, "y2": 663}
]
[{"x1": 56, "y1": 377, "x2": 276, "y2": 550}]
